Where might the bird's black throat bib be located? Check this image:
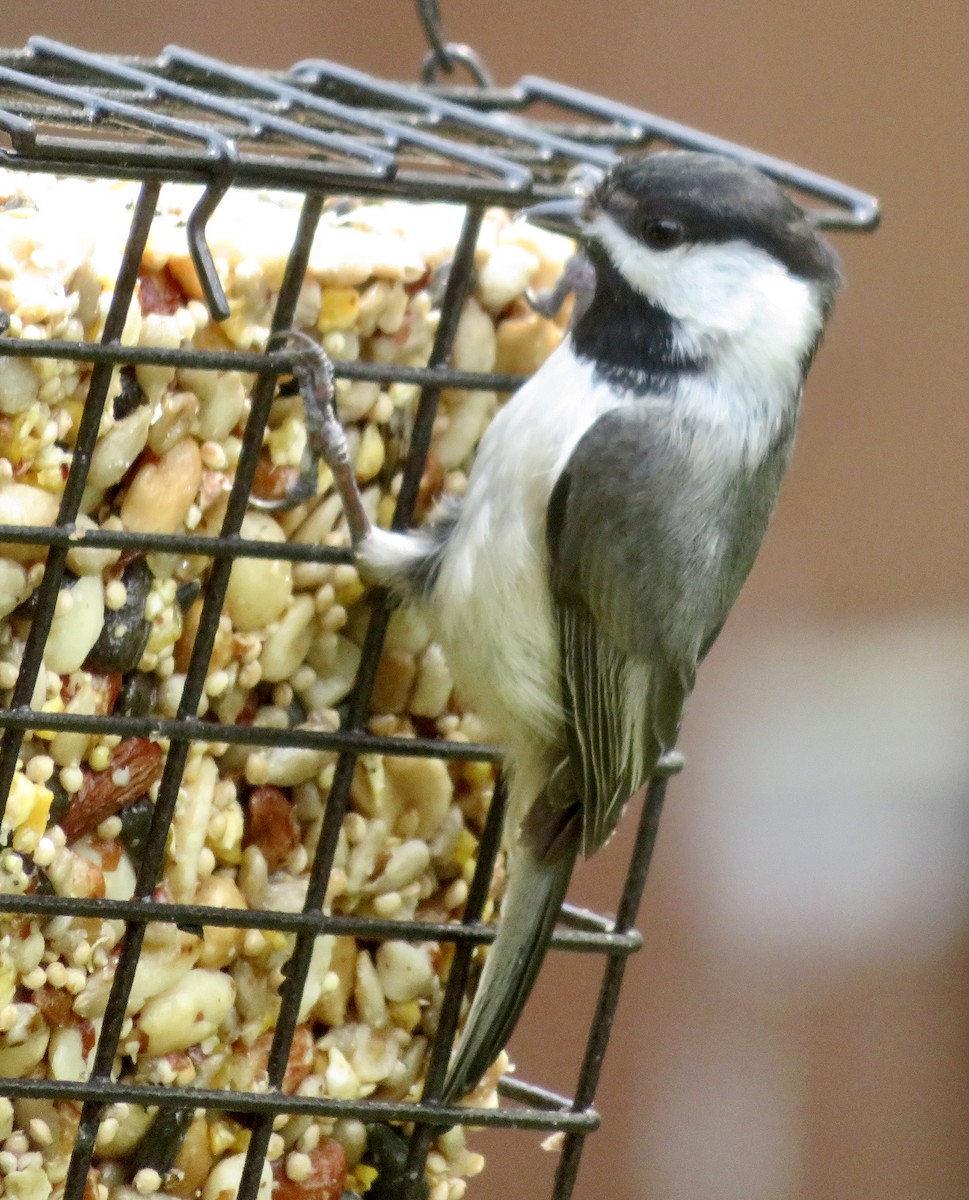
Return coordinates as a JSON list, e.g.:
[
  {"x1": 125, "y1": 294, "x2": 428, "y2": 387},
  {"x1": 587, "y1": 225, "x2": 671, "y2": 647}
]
[{"x1": 570, "y1": 247, "x2": 706, "y2": 396}]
